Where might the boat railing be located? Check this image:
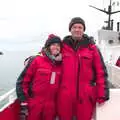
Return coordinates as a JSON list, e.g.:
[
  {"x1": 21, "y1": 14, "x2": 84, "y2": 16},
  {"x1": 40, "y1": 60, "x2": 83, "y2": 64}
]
[
  {"x1": 96, "y1": 89, "x2": 120, "y2": 120},
  {"x1": 0, "y1": 88, "x2": 17, "y2": 112},
  {"x1": 1, "y1": 88, "x2": 120, "y2": 120},
  {"x1": 106, "y1": 62, "x2": 120, "y2": 88},
  {"x1": 0, "y1": 63, "x2": 120, "y2": 119}
]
